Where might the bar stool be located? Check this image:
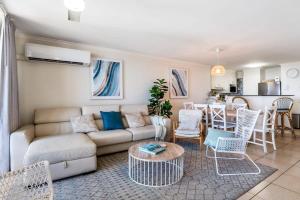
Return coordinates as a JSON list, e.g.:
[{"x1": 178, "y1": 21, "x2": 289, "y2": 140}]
[{"x1": 272, "y1": 97, "x2": 295, "y2": 137}]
